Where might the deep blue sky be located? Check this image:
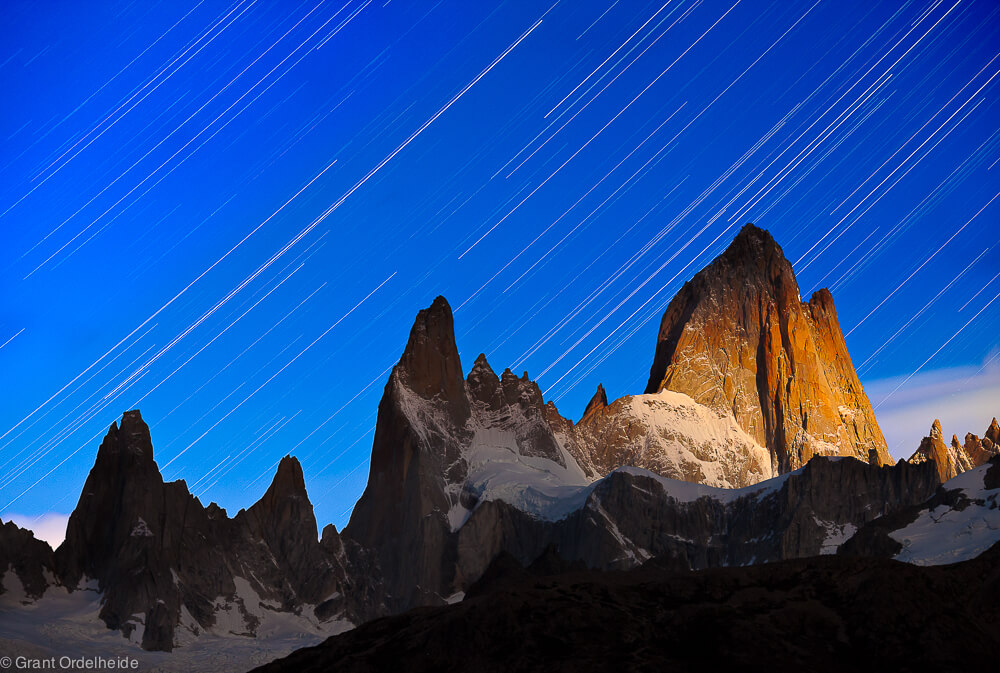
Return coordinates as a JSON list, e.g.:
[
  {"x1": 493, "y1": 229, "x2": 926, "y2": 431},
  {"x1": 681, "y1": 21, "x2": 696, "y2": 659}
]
[{"x1": 1, "y1": 0, "x2": 998, "y2": 540}]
